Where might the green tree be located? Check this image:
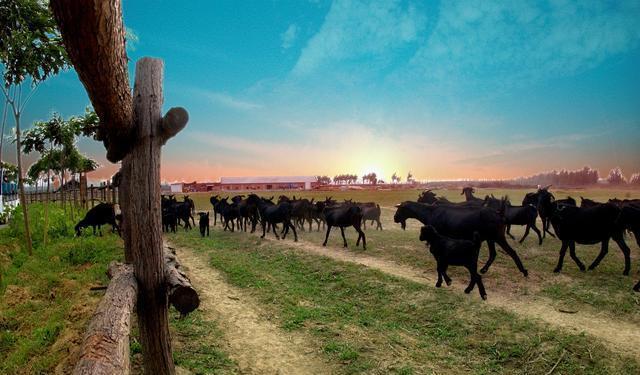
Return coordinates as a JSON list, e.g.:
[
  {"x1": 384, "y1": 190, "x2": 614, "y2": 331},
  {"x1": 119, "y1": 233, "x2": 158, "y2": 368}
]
[{"x1": 0, "y1": 0, "x2": 69, "y2": 255}]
